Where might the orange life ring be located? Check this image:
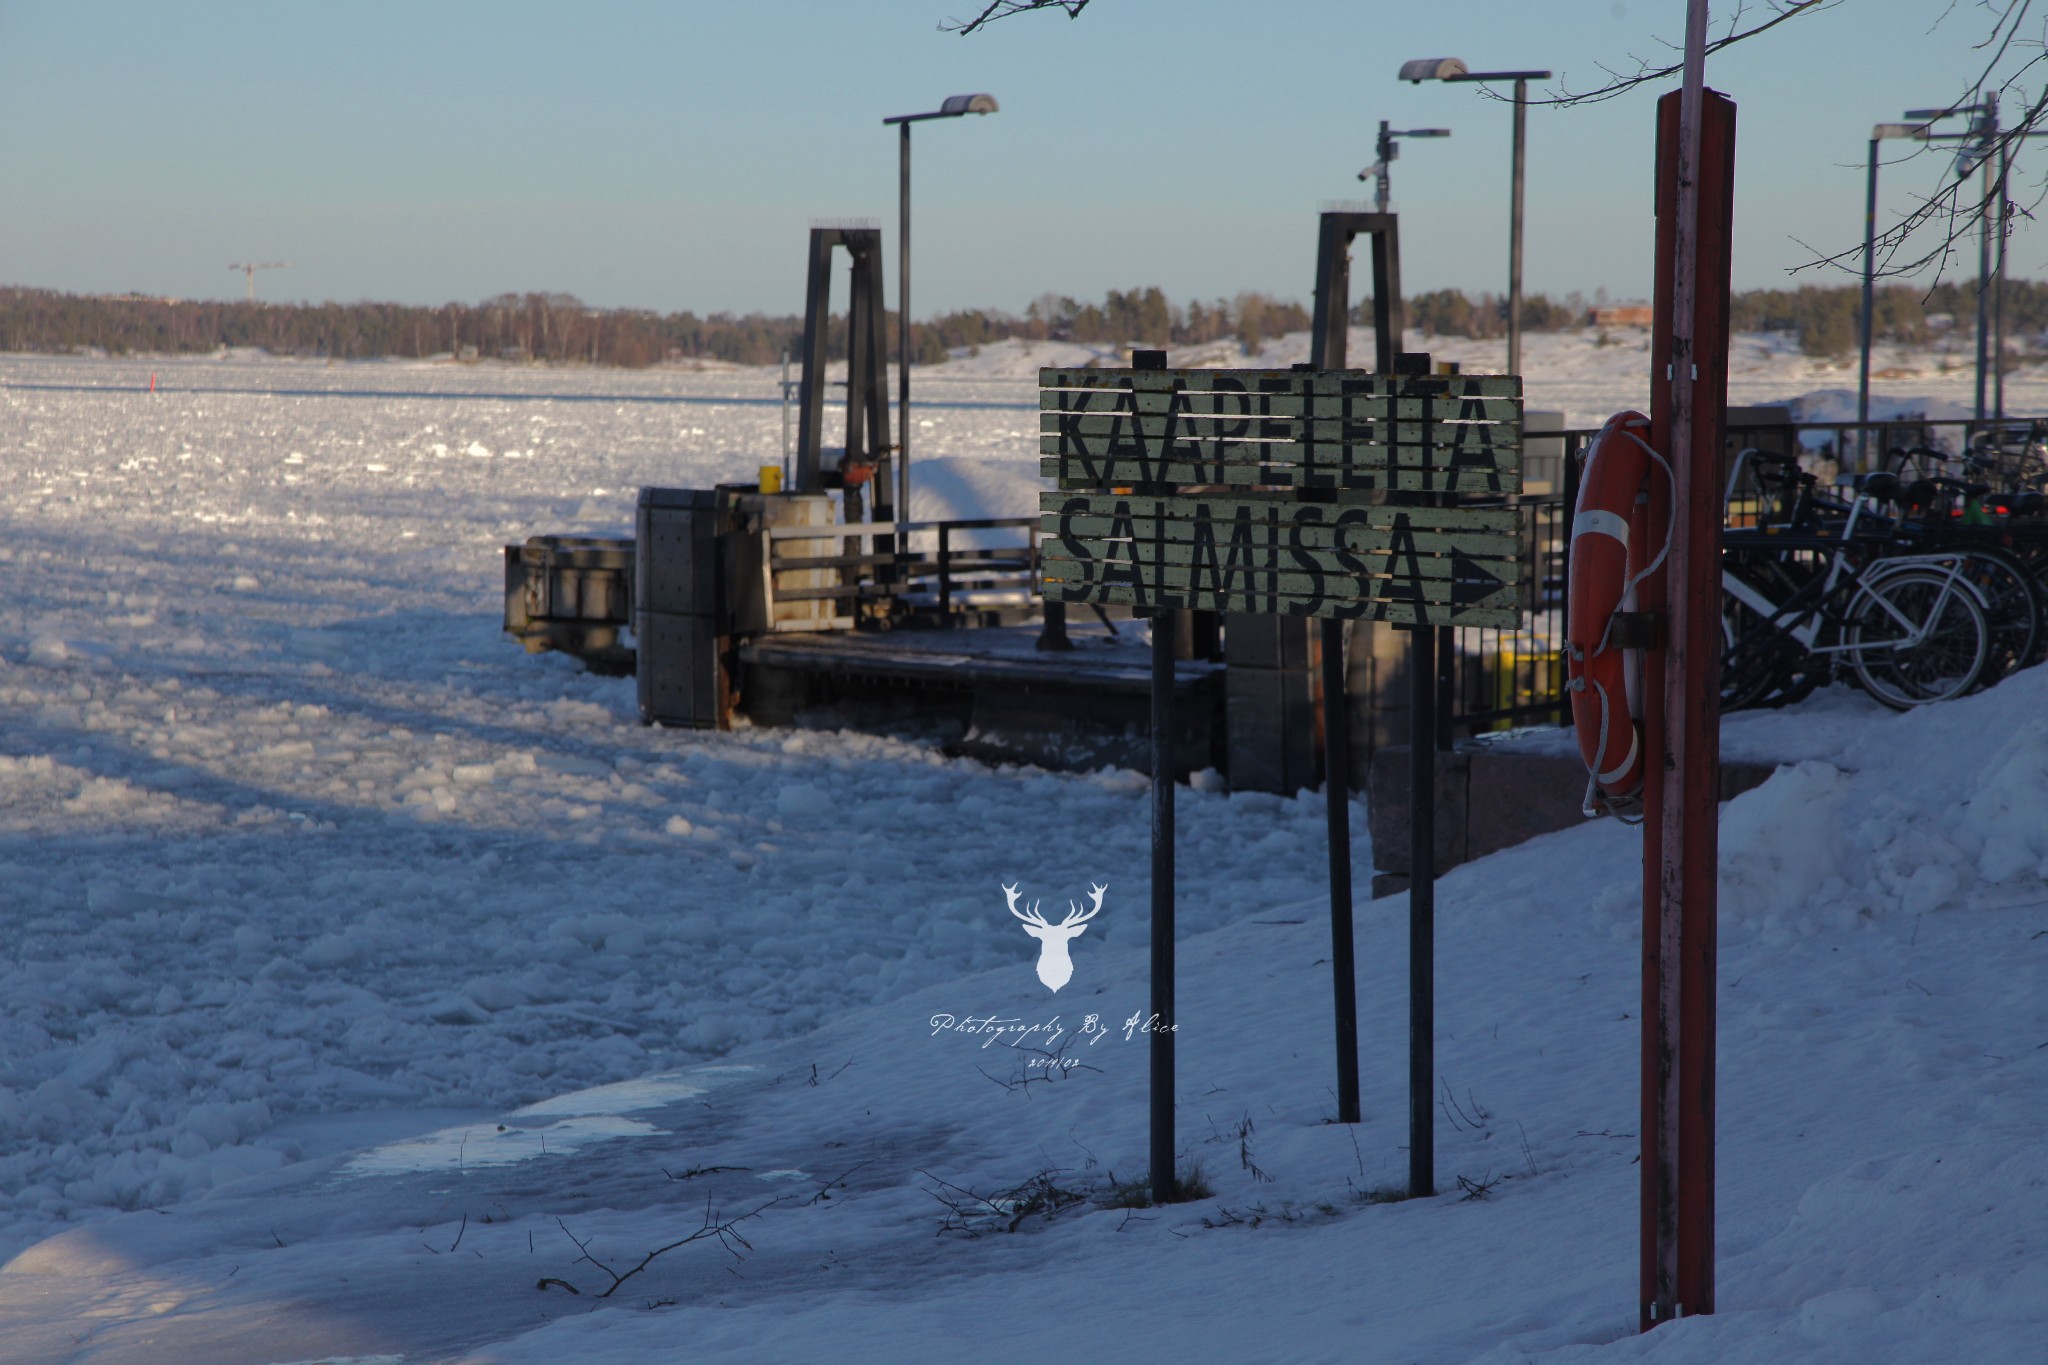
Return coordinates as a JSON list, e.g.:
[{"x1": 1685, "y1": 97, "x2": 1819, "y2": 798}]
[{"x1": 1567, "y1": 410, "x2": 1661, "y2": 812}]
